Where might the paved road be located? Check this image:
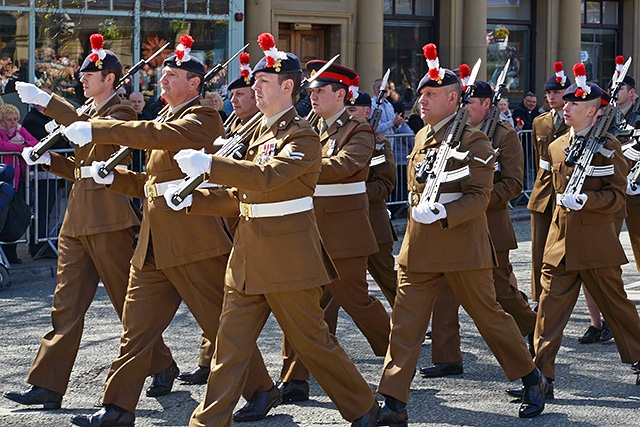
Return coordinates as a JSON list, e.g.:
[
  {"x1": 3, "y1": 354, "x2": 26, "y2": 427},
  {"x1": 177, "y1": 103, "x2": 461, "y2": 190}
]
[{"x1": 1, "y1": 210, "x2": 639, "y2": 426}]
